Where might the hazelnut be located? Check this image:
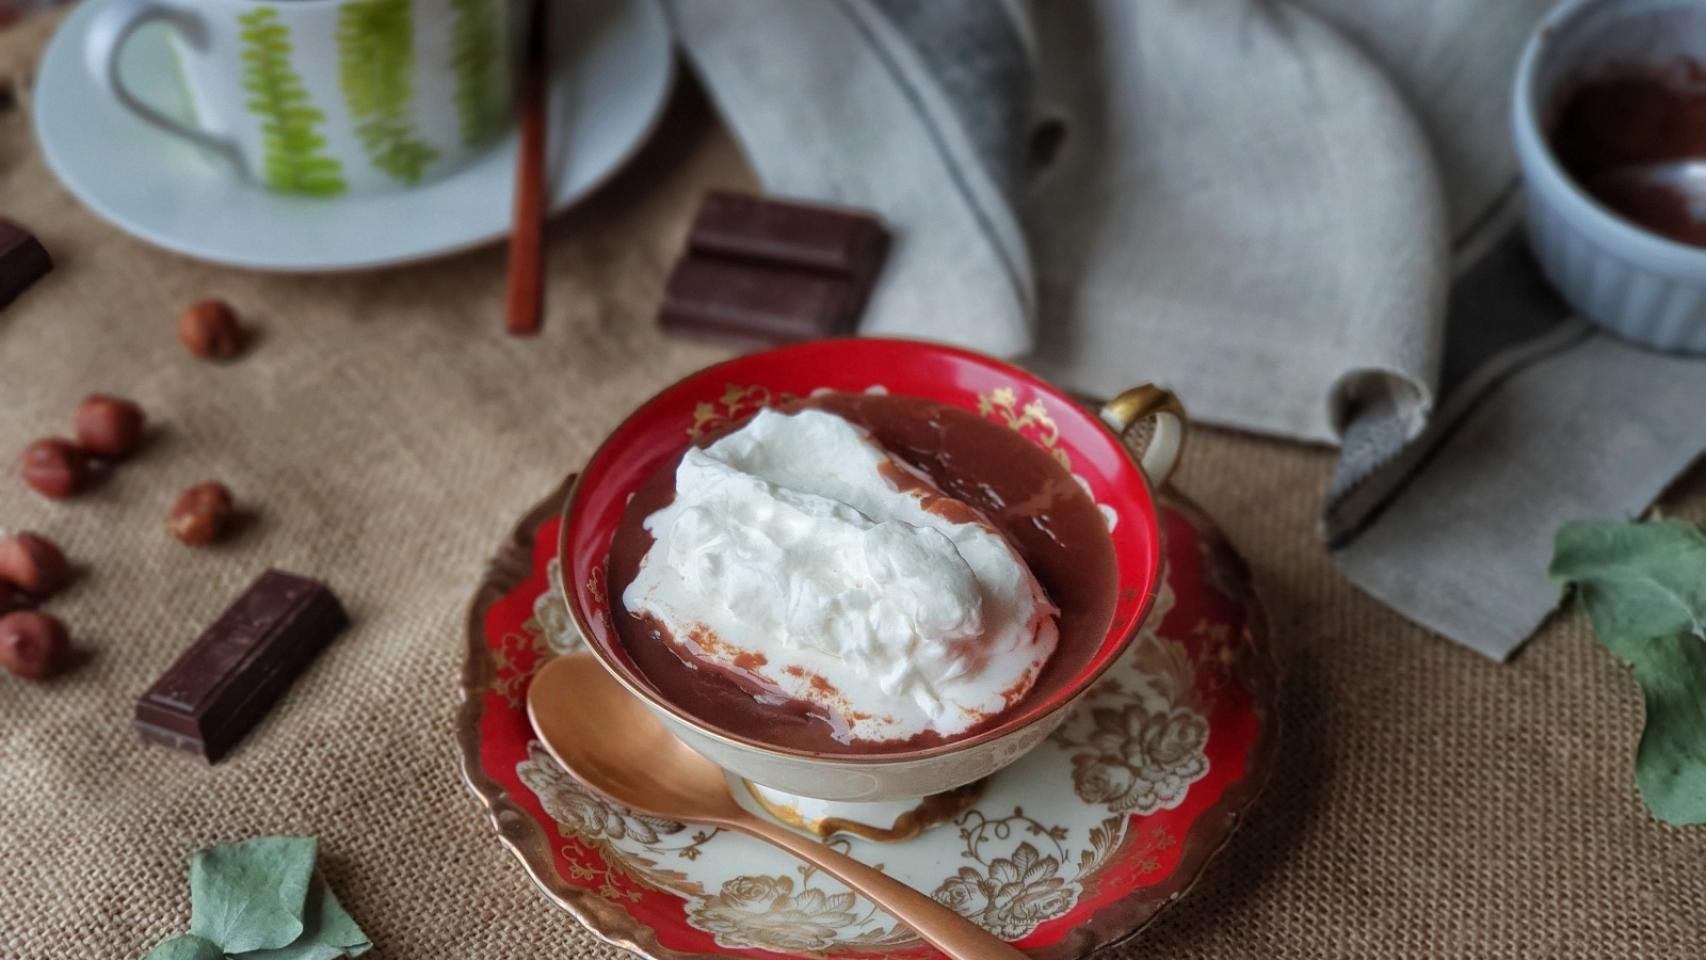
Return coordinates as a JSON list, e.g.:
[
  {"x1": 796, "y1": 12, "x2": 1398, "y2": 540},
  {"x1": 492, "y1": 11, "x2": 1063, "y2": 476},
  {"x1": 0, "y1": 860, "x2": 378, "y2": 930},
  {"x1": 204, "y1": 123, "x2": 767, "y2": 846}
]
[
  {"x1": 168, "y1": 482, "x2": 235, "y2": 545},
  {"x1": 0, "y1": 610, "x2": 70, "y2": 680},
  {"x1": 178, "y1": 299, "x2": 242, "y2": 359},
  {"x1": 74, "y1": 394, "x2": 146, "y2": 460},
  {"x1": 0, "y1": 532, "x2": 70, "y2": 598},
  {"x1": 20, "y1": 438, "x2": 90, "y2": 499}
]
